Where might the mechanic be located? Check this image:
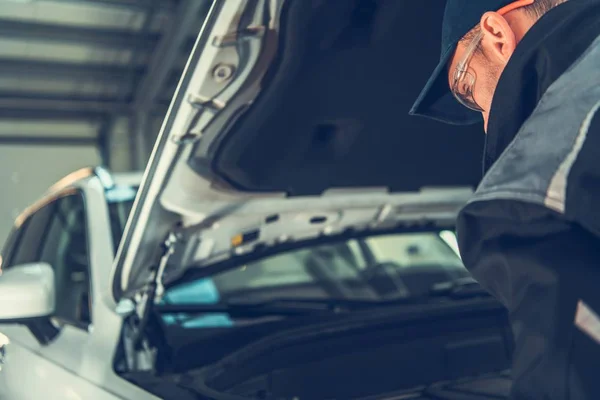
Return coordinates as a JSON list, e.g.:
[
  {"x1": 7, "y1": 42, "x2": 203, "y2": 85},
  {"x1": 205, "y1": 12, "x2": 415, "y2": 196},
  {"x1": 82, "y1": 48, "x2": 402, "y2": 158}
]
[{"x1": 410, "y1": 0, "x2": 600, "y2": 398}]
